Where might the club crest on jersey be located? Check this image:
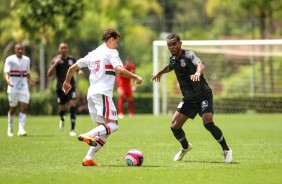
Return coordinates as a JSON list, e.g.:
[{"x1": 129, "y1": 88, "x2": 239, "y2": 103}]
[
  {"x1": 68, "y1": 59, "x2": 74, "y2": 66},
  {"x1": 201, "y1": 100, "x2": 208, "y2": 111},
  {"x1": 180, "y1": 59, "x2": 186, "y2": 67}
]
